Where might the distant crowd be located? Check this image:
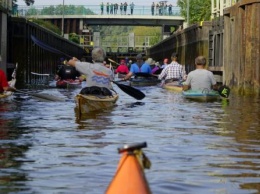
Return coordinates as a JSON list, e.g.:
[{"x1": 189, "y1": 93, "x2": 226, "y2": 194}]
[{"x1": 100, "y1": 2, "x2": 176, "y2": 16}]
